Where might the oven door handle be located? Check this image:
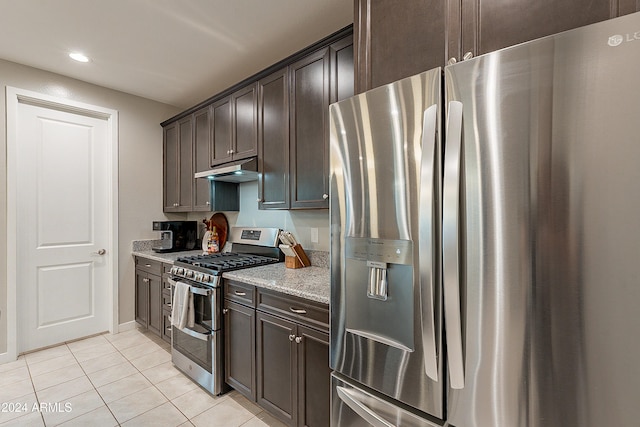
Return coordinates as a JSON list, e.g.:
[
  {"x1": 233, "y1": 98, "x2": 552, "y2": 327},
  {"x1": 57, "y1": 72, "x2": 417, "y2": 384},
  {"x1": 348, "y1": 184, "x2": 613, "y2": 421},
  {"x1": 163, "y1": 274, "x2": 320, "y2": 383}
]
[
  {"x1": 177, "y1": 326, "x2": 212, "y2": 342},
  {"x1": 168, "y1": 277, "x2": 213, "y2": 296}
]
